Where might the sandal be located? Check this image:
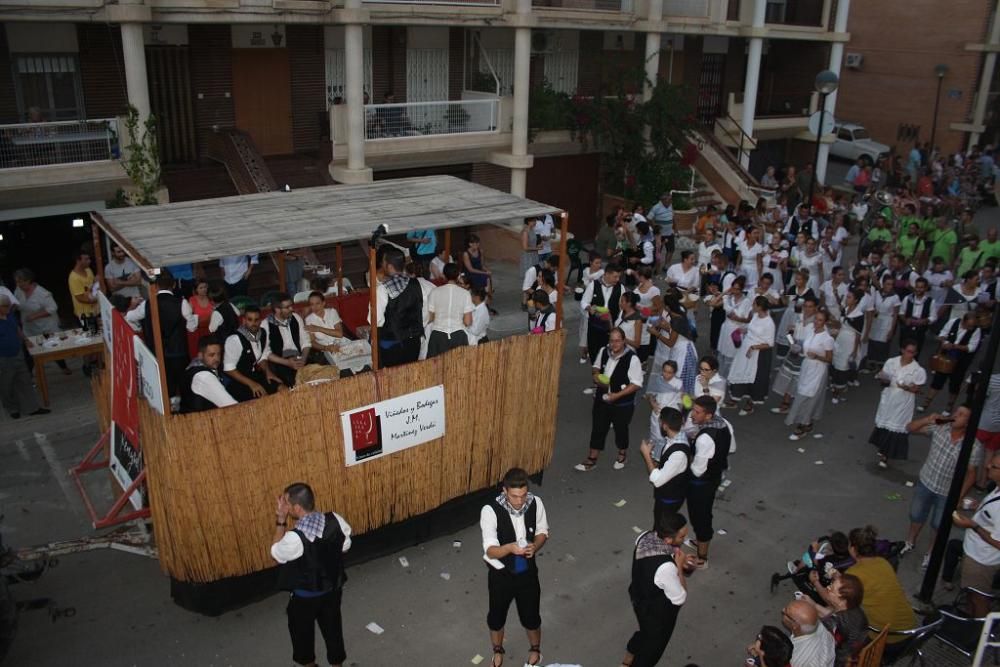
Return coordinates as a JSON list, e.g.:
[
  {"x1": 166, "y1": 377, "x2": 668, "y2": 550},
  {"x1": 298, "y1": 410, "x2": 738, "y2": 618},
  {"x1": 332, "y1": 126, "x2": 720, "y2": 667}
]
[
  {"x1": 527, "y1": 645, "x2": 542, "y2": 666},
  {"x1": 574, "y1": 456, "x2": 598, "y2": 472},
  {"x1": 492, "y1": 645, "x2": 505, "y2": 667},
  {"x1": 613, "y1": 450, "x2": 627, "y2": 470}
]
